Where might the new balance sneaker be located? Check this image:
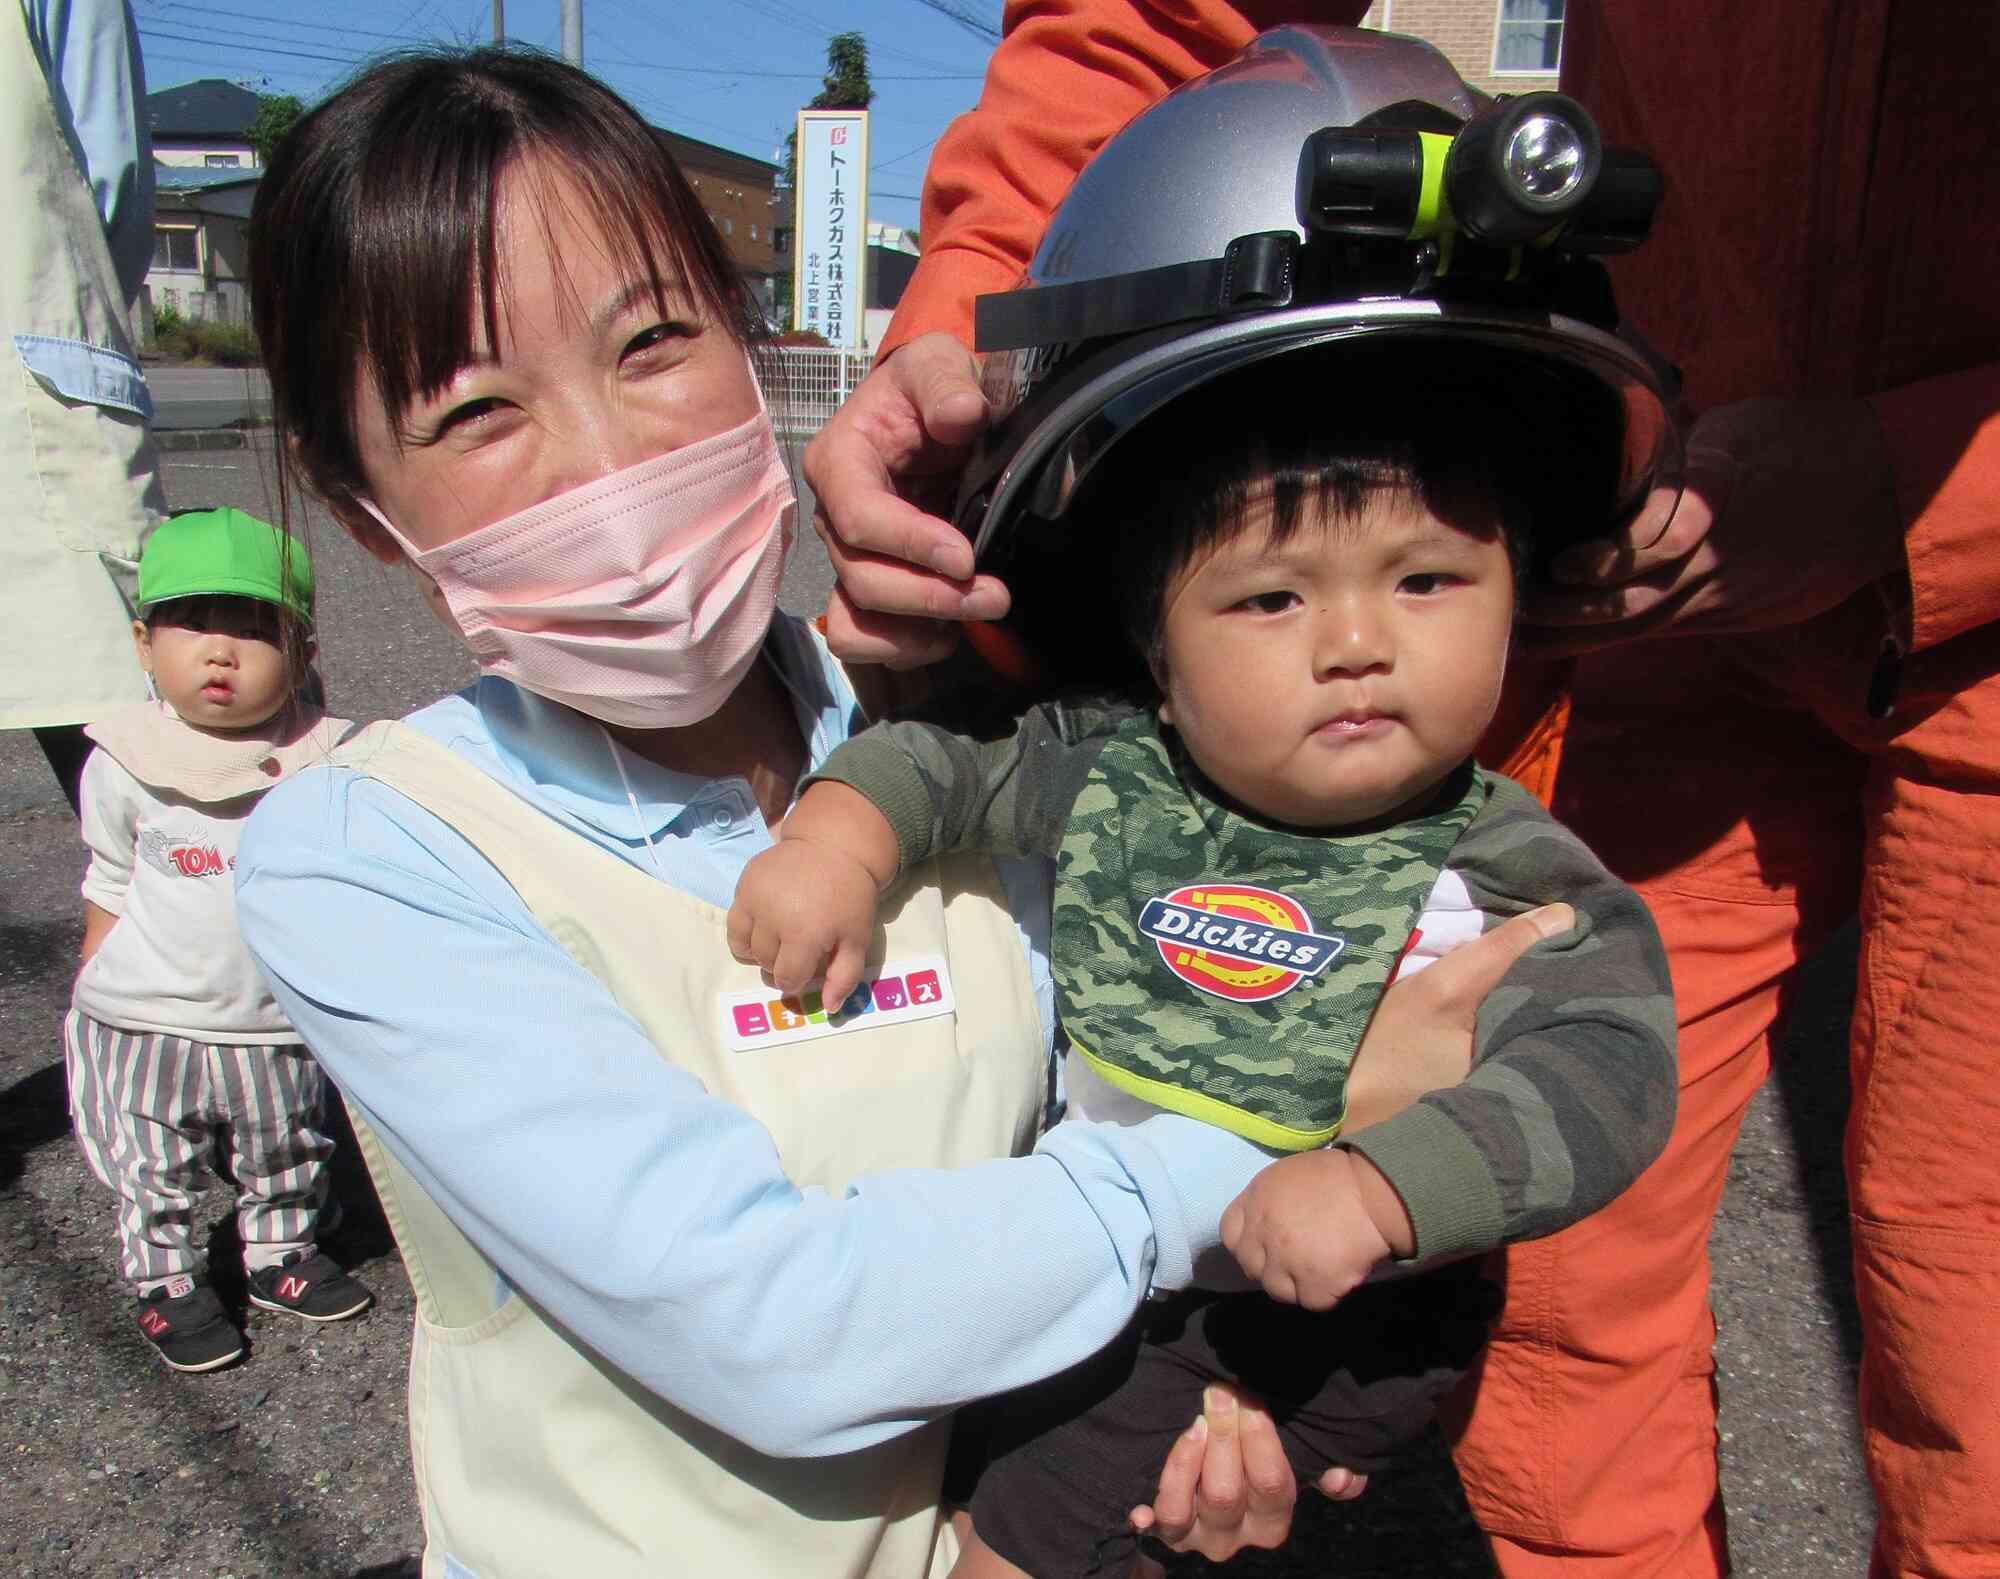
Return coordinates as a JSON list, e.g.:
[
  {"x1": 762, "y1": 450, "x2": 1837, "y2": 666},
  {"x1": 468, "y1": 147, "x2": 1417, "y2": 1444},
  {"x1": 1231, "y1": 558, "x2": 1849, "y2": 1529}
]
[
  {"x1": 246, "y1": 1250, "x2": 374, "y2": 1322},
  {"x1": 135, "y1": 1275, "x2": 244, "y2": 1373}
]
